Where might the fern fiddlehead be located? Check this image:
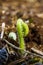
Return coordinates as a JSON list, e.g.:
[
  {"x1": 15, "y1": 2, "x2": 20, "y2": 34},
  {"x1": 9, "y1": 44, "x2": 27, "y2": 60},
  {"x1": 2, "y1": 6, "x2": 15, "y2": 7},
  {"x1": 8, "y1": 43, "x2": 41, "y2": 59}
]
[{"x1": 17, "y1": 19, "x2": 29, "y2": 54}]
